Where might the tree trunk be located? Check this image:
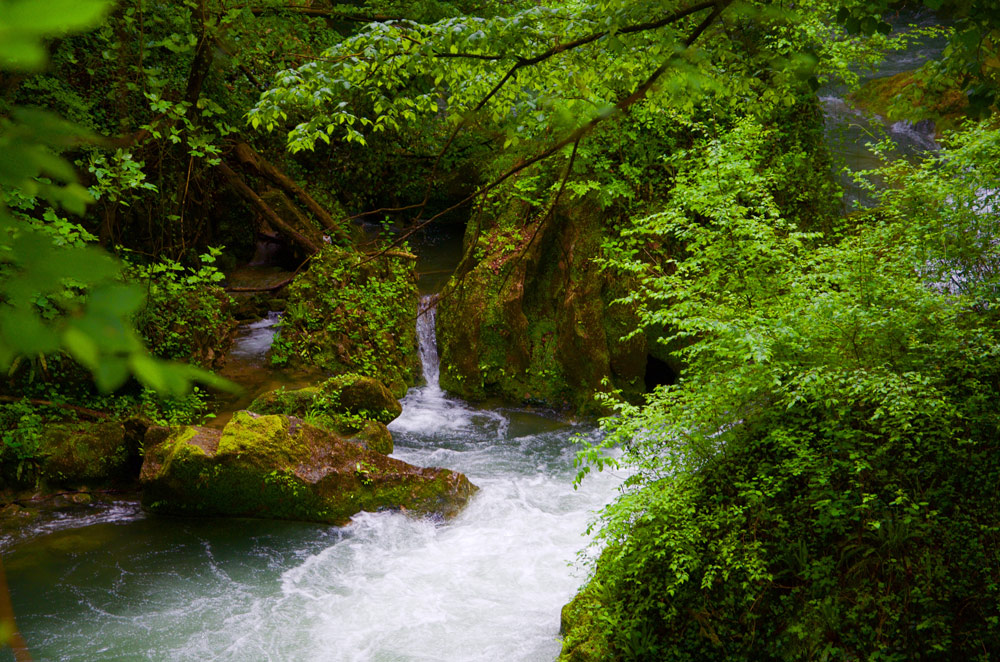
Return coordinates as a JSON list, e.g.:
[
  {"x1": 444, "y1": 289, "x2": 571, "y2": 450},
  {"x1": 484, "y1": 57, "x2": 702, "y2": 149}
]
[
  {"x1": 218, "y1": 161, "x2": 321, "y2": 255},
  {"x1": 233, "y1": 142, "x2": 352, "y2": 244}
]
